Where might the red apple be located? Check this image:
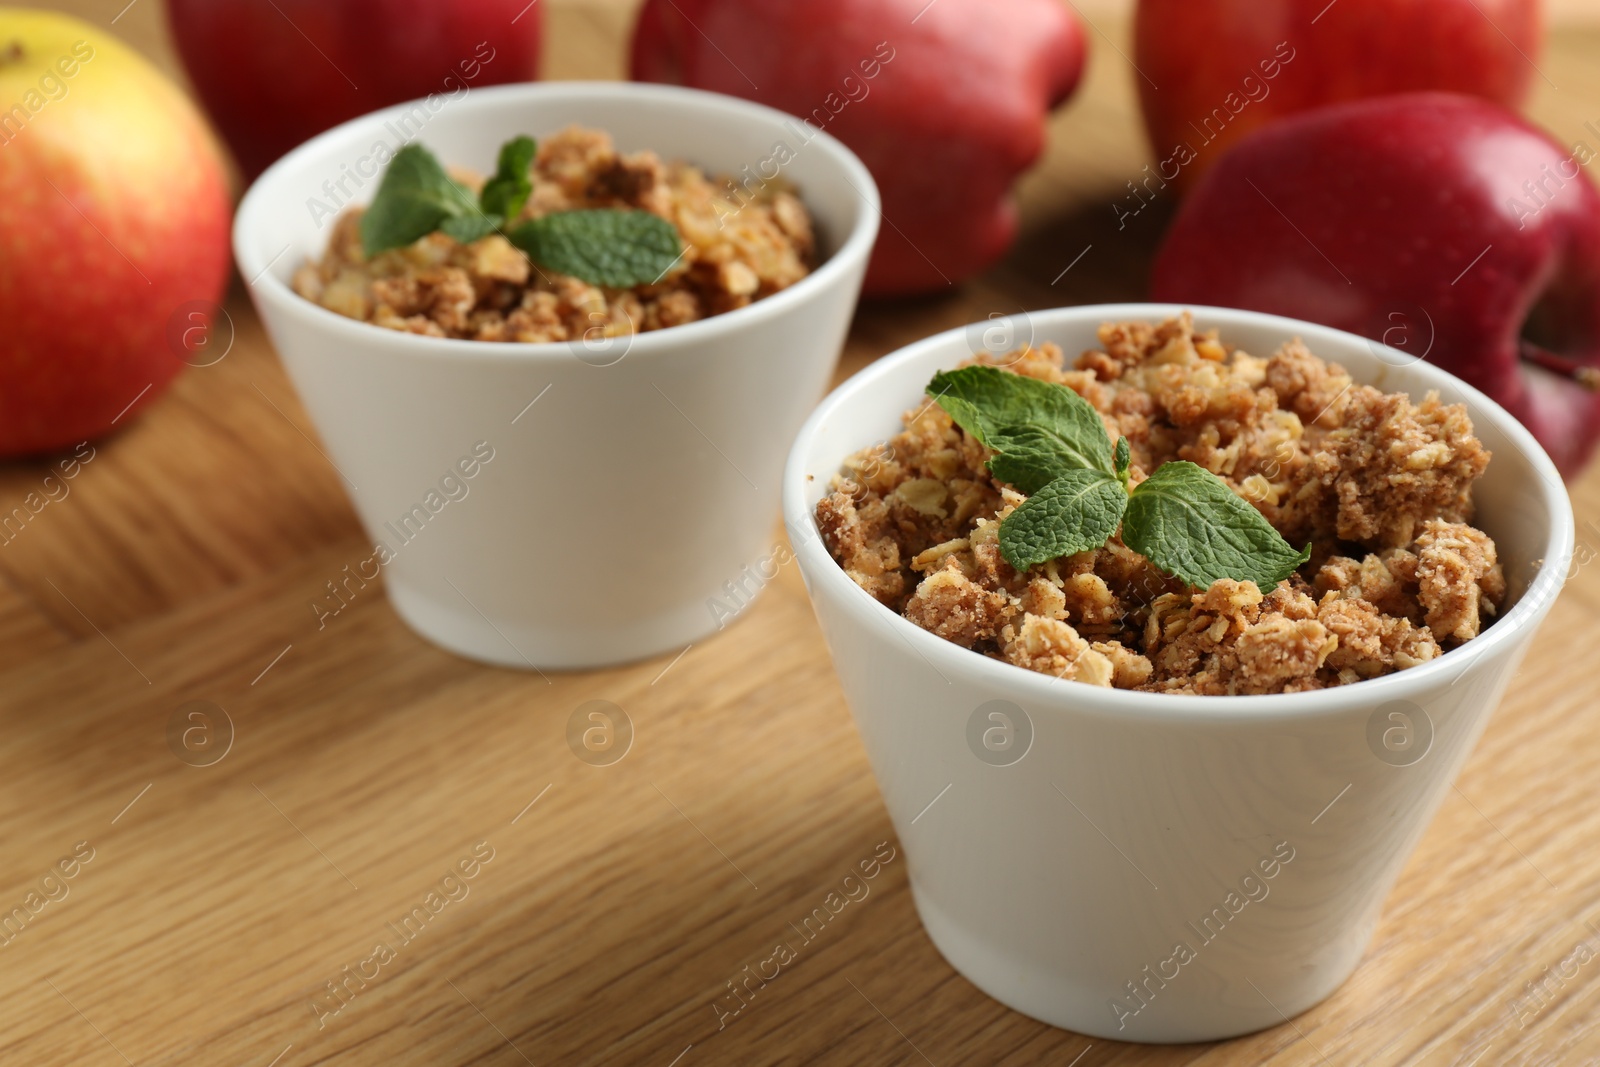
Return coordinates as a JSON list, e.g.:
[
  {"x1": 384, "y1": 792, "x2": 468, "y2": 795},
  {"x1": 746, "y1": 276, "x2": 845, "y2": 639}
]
[
  {"x1": 165, "y1": 0, "x2": 543, "y2": 179},
  {"x1": 0, "y1": 9, "x2": 231, "y2": 456},
  {"x1": 630, "y1": 0, "x2": 1085, "y2": 296},
  {"x1": 1150, "y1": 93, "x2": 1600, "y2": 475},
  {"x1": 1134, "y1": 0, "x2": 1541, "y2": 194}
]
